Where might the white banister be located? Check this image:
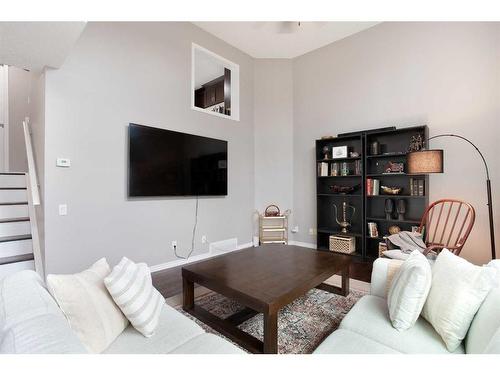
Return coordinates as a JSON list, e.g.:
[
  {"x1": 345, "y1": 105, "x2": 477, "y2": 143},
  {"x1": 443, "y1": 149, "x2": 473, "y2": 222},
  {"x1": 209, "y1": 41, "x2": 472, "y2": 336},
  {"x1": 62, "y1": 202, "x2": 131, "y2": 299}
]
[
  {"x1": 22, "y1": 116, "x2": 43, "y2": 278},
  {"x1": 26, "y1": 172, "x2": 44, "y2": 278},
  {"x1": 23, "y1": 117, "x2": 40, "y2": 205}
]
